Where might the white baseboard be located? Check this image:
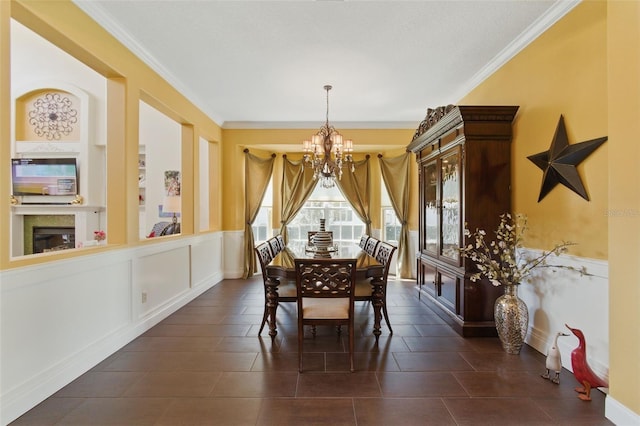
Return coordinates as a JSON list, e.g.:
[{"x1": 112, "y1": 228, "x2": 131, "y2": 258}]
[{"x1": 605, "y1": 395, "x2": 640, "y2": 426}]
